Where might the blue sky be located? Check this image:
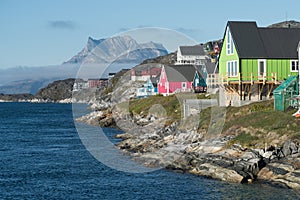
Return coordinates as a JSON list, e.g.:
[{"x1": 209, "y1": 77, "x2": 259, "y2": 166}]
[{"x1": 0, "y1": 0, "x2": 299, "y2": 69}]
